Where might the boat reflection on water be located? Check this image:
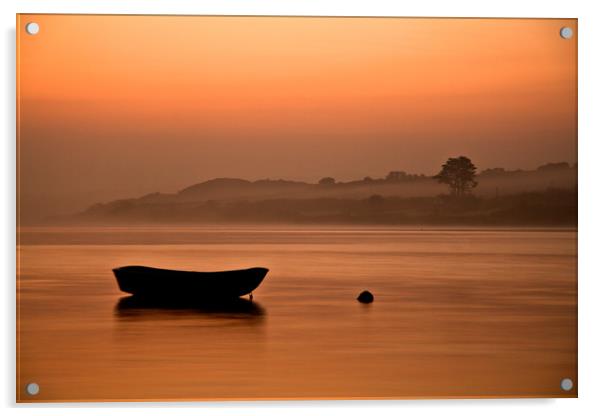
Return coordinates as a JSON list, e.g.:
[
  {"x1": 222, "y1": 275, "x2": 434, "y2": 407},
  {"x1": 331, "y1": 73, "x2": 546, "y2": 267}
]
[{"x1": 114, "y1": 295, "x2": 266, "y2": 323}]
